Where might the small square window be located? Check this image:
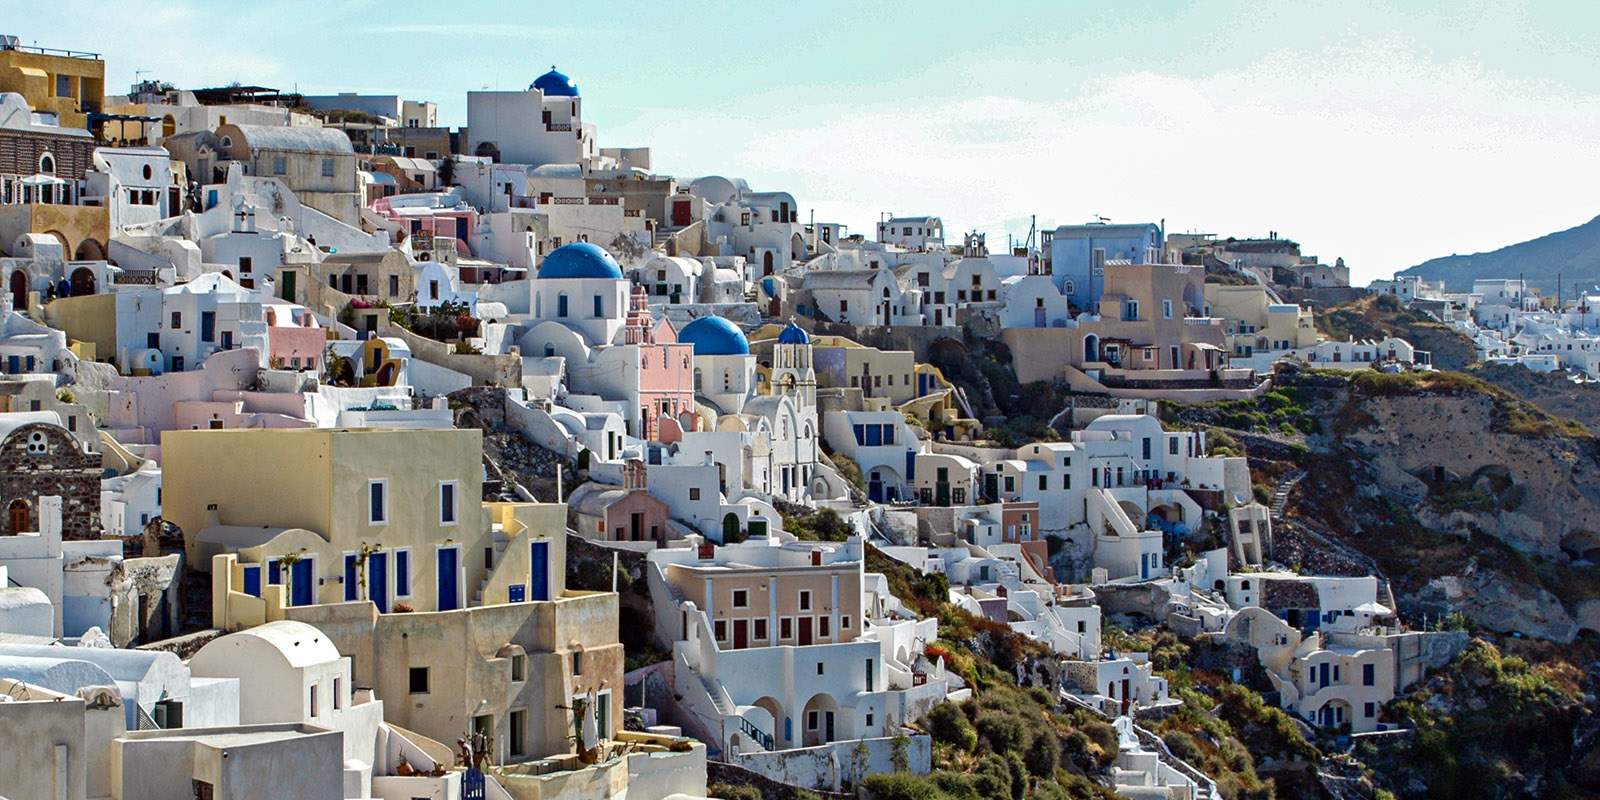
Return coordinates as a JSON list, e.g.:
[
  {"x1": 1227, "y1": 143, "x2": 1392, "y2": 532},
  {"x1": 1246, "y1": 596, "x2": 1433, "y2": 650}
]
[
  {"x1": 732, "y1": 589, "x2": 748, "y2": 608},
  {"x1": 409, "y1": 667, "x2": 429, "y2": 694},
  {"x1": 689, "y1": 488, "x2": 701, "y2": 501},
  {"x1": 840, "y1": 615, "x2": 851, "y2": 630}
]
